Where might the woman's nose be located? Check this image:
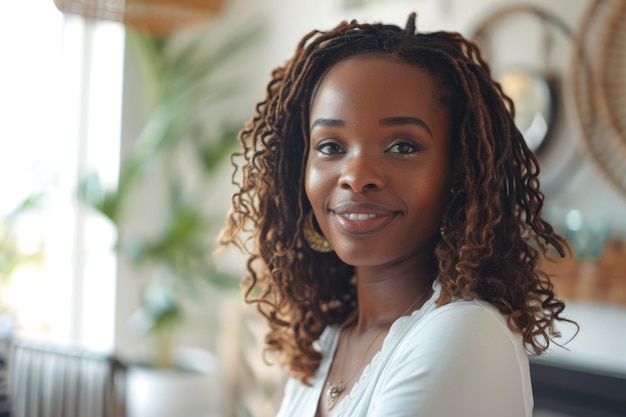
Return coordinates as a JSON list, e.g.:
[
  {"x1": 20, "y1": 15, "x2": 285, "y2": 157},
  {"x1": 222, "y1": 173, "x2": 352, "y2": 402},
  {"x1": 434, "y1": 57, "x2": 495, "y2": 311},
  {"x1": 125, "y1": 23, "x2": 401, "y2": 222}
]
[{"x1": 338, "y1": 152, "x2": 386, "y2": 192}]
